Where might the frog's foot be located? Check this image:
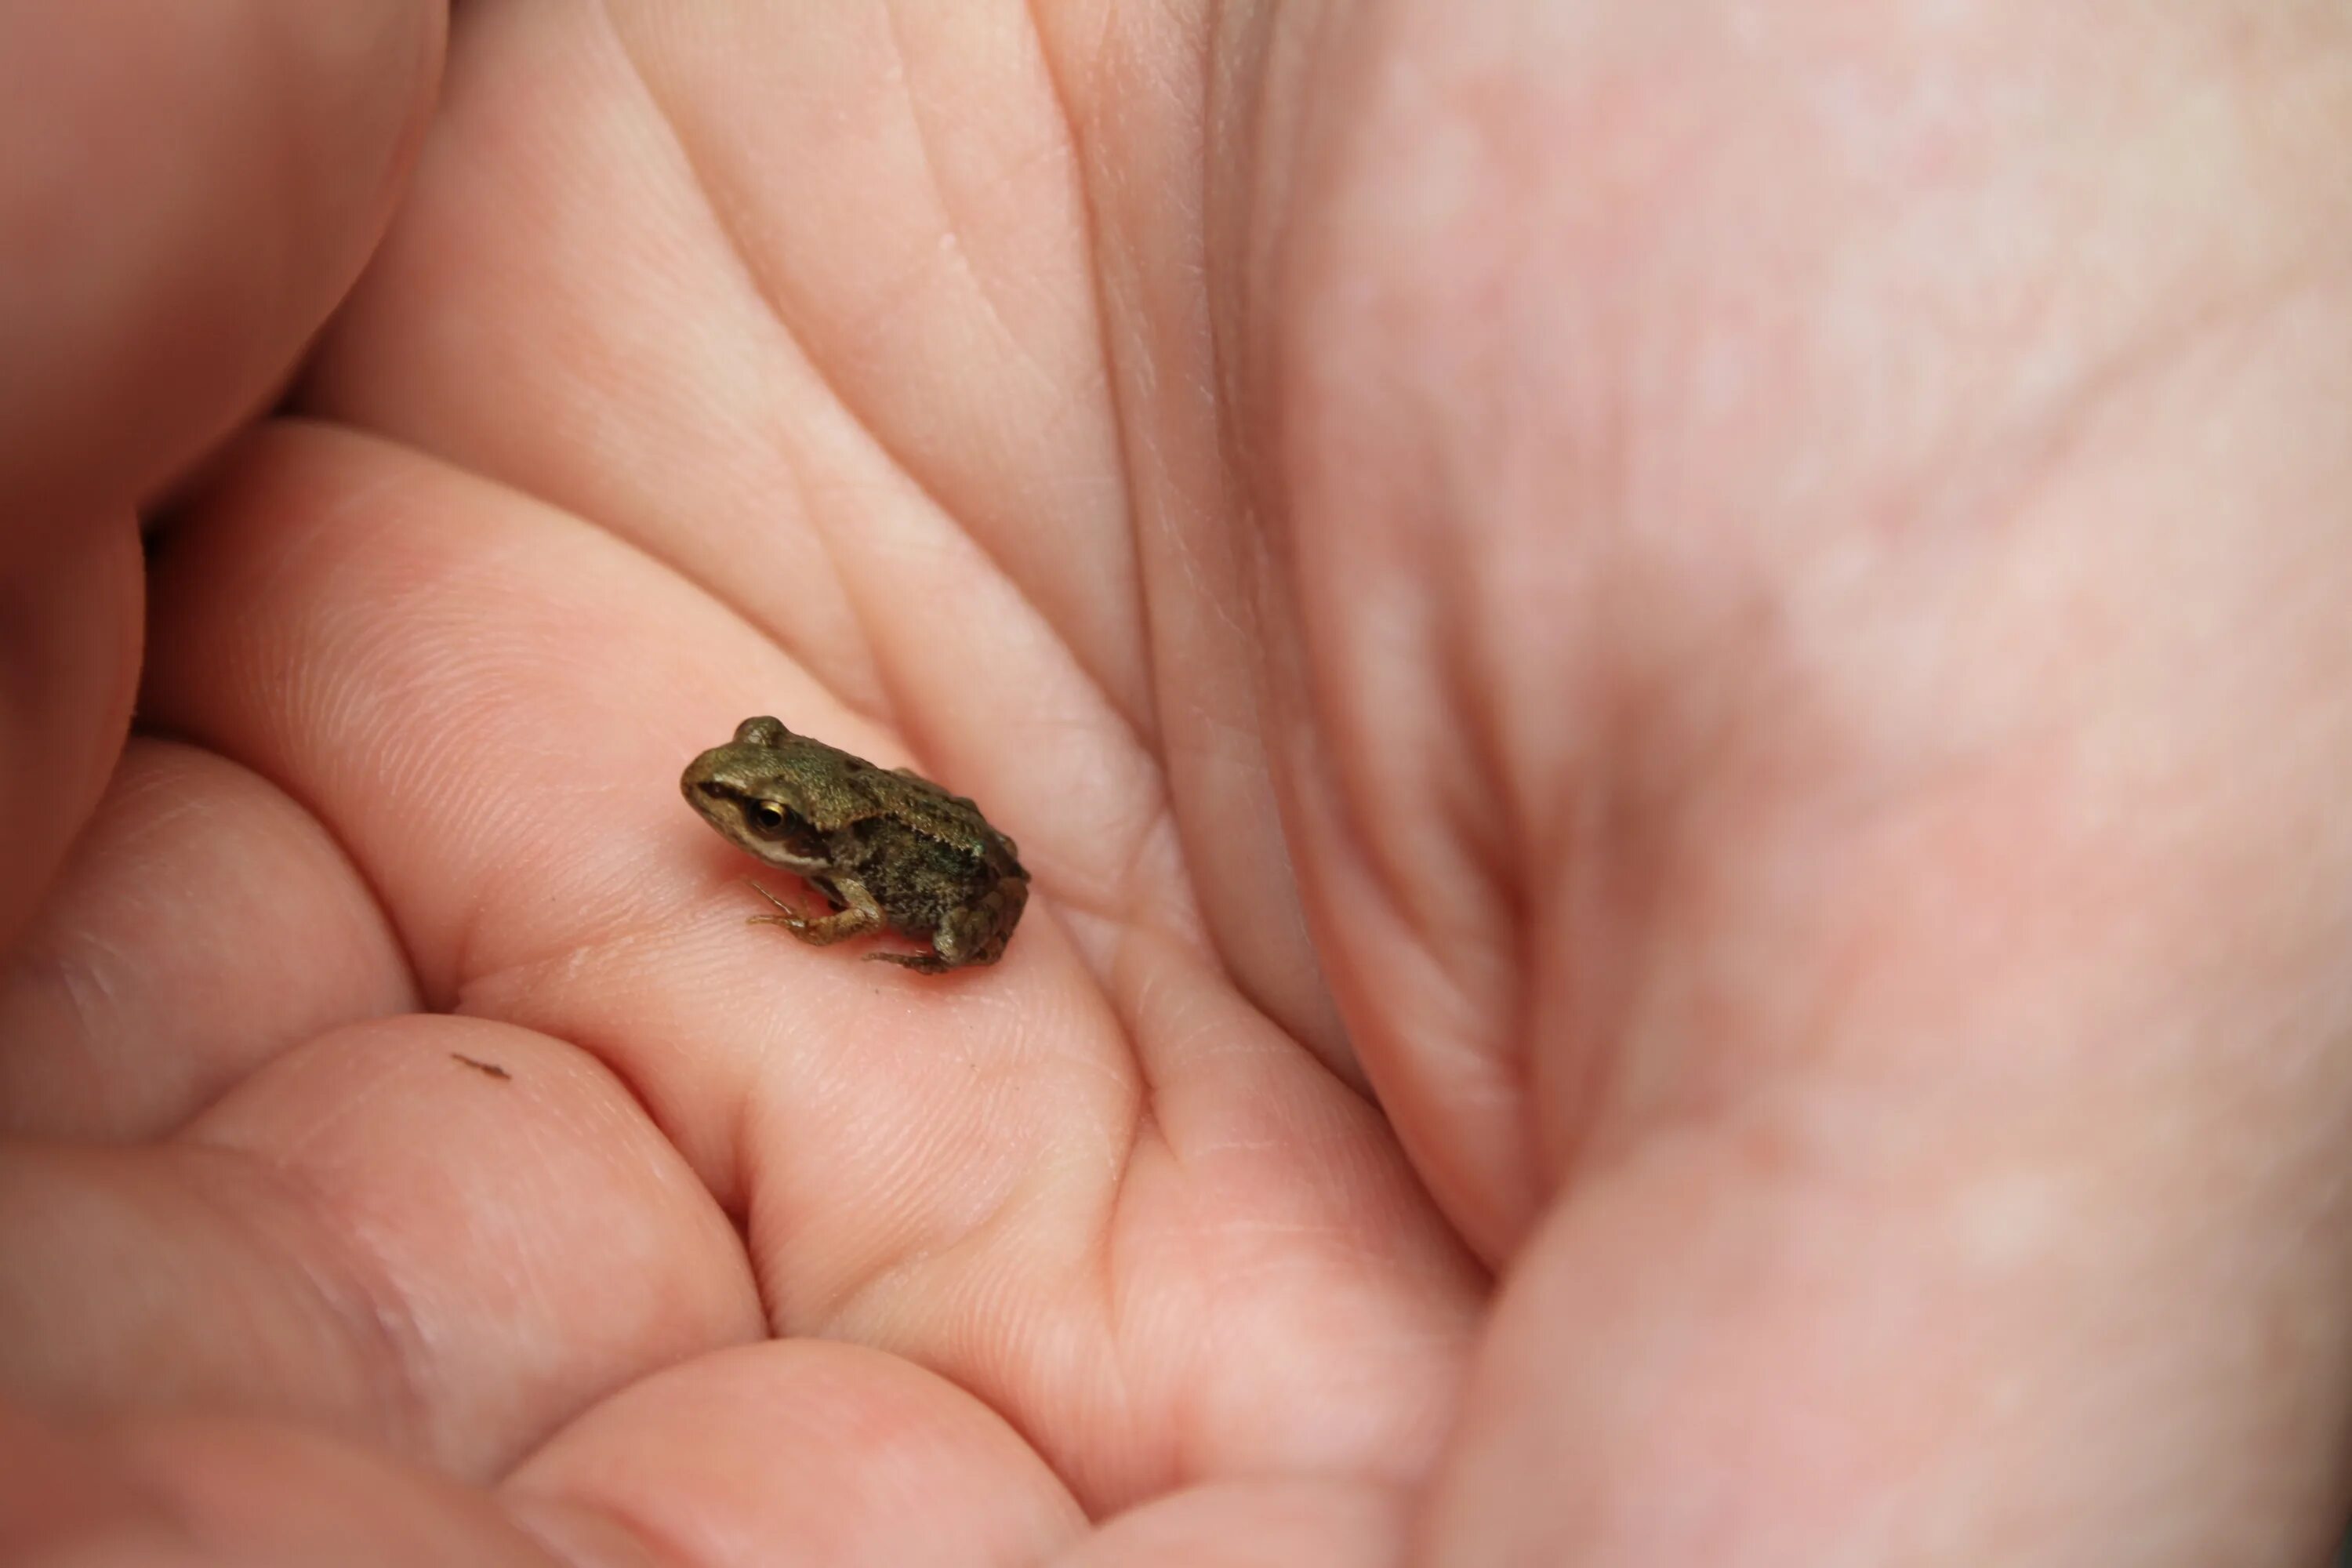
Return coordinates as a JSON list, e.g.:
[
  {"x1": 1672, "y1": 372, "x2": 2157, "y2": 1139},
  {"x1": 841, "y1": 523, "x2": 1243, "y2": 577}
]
[
  {"x1": 865, "y1": 949, "x2": 955, "y2": 975},
  {"x1": 746, "y1": 880, "x2": 877, "y2": 947},
  {"x1": 744, "y1": 880, "x2": 809, "y2": 928},
  {"x1": 927, "y1": 883, "x2": 1025, "y2": 971}
]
